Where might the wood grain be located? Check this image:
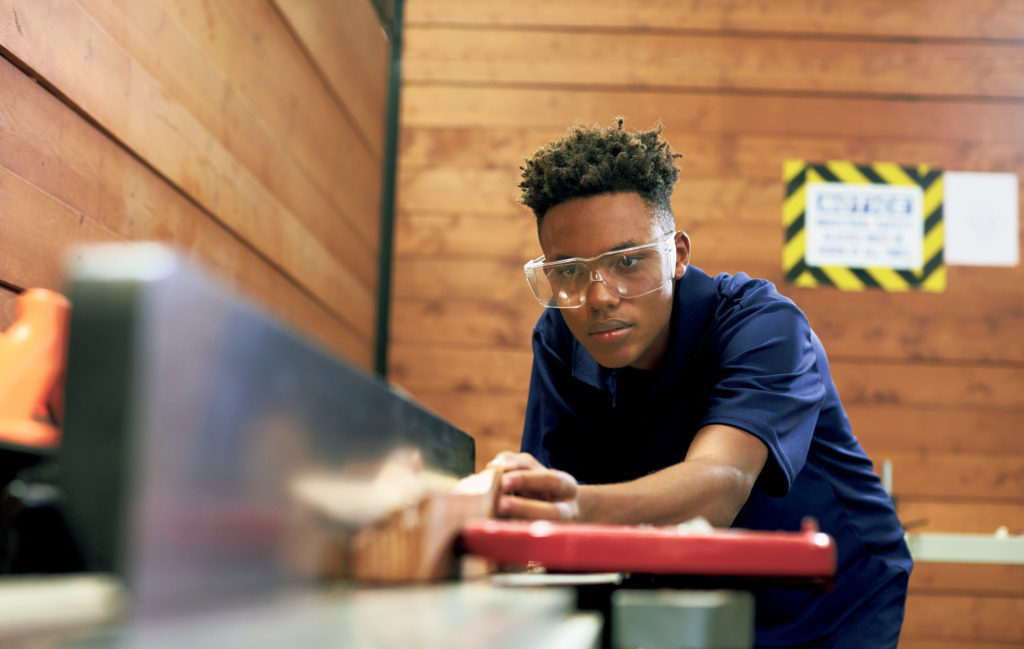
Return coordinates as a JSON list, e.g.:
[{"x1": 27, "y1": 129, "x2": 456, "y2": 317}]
[
  {"x1": 897, "y1": 501, "x2": 1024, "y2": 534},
  {"x1": 402, "y1": 86, "x2": 1024, "y2": 144},
  {"x1": 400, "y1": 127, "x2": 1024, "y2": 180},
  {"x1": 0, "y1": 0, "x2": 375, "y2": 340},
  {"x1": 405, "y1": 0, "x2": 1024, "y2": 40},
  {"x1": 272, "y1": 0, "x2": 388, "y2": 157},
  {"x1": 390, "y1": 346, "x2": 1024, "y2": 410},
  {"x1": 910, "y1": 563, "x2": 1024, "y2": 596},
  {"x1": 405, "y1": 28, "x2": 1024, "y2": 99},
  {"x1": 0, "y1": 55, "x2": 371, "y2": 367},
  {"x1": 160, "y1": 0, "x2": 384, "y2": 246},
  {"x1": 902, "y1": 593, "x2": 1024, "y2": 643},
  {"x1": 389, "y1": 294, "x2": 1024, "y2": 364}
]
